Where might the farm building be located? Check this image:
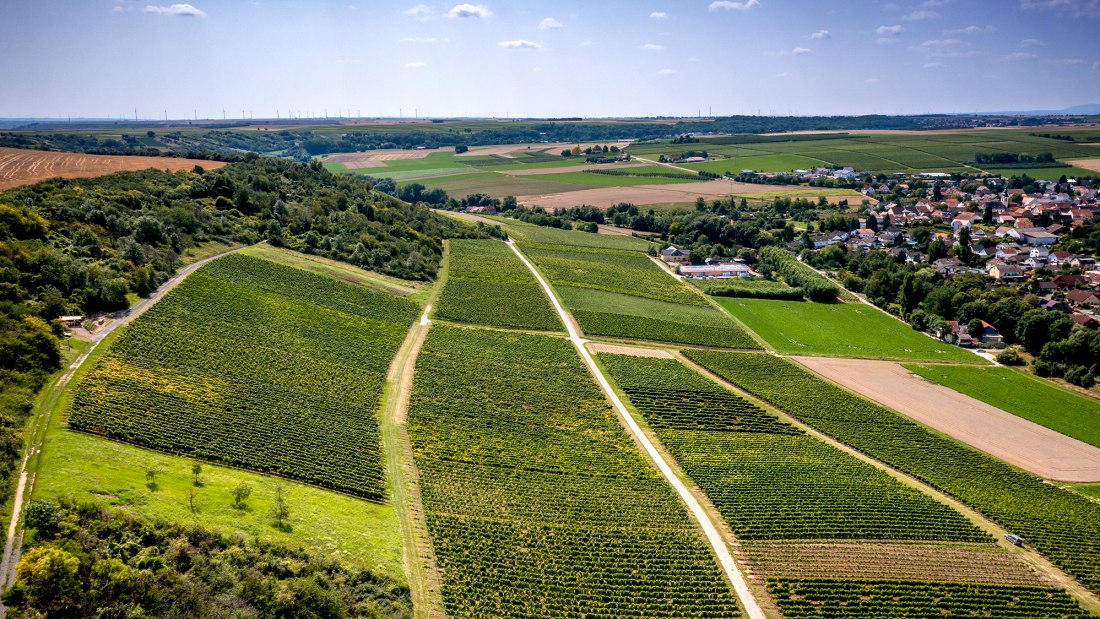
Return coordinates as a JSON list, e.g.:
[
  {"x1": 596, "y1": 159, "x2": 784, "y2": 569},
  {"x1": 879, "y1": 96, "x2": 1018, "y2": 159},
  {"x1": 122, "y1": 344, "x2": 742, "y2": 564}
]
[
  {"x1": 660, "y1": 246, "x2": 691, "y2": 264},
  {"x1": 679, "y1": 262, "x2": 754, "y2": 279}
]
